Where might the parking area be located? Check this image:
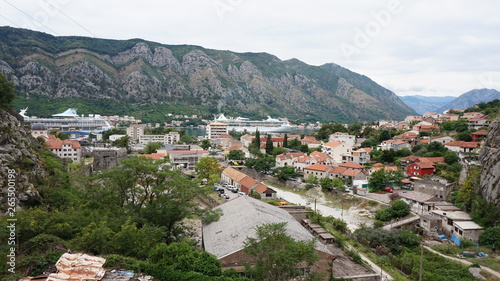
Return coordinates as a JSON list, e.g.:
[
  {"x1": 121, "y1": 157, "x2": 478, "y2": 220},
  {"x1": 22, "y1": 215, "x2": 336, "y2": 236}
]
[{"x1": 214, "y1": 181, "x2": 245, "y2": 201}]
